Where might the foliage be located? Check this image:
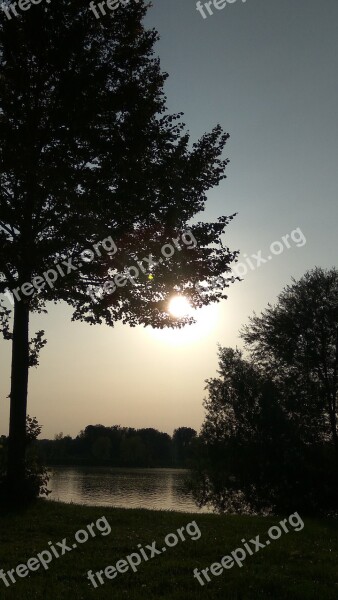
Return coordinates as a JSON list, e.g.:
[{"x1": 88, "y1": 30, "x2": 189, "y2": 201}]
[
  {"x1": 172, "y1": 427, "x2": 197, "y2": 466},
  {"x1": 241, "y1": 267, "x2": 338, "y2": 451},
  {"x1": 0, "y1": 0, "x2": 238, "y2": 325},
  {"x1": 0, "y1": 0, "x2": 238, "y2": 496},
  {"x1": 37, "y1": 424, "x2": 194, "y2": 468},
  {"x1": 0, "y1": 416, "x2": 50, "y2": 506},
  {"x1": 192, "y1": 269, "x2": 338, "y2": 516}
]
